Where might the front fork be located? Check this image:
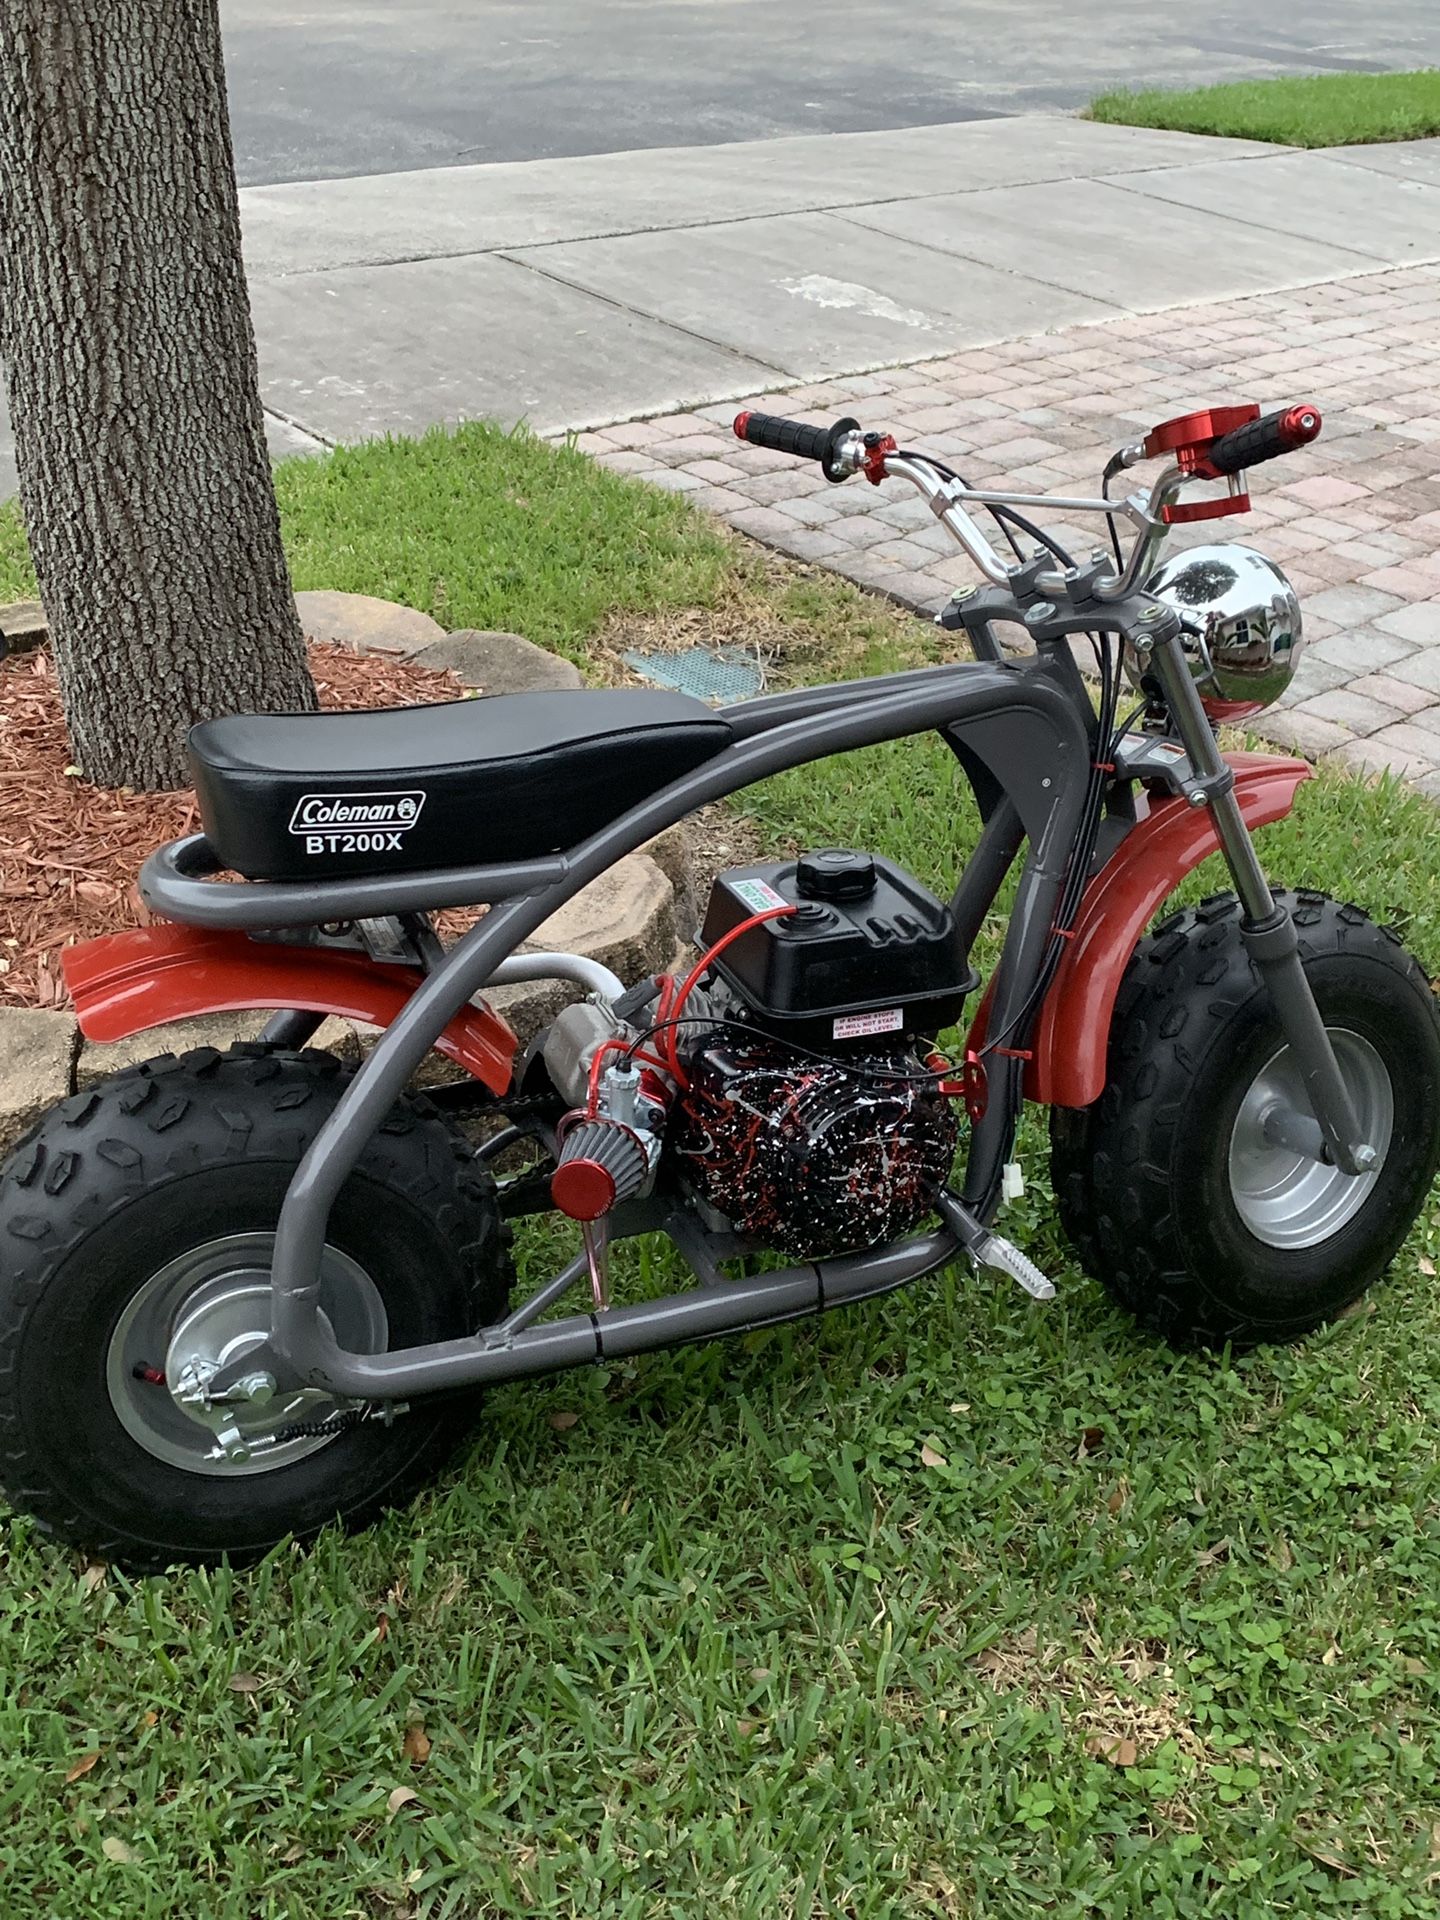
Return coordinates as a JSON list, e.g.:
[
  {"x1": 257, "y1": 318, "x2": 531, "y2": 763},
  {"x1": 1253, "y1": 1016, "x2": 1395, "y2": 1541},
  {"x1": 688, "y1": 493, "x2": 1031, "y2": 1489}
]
[{"x1": 1144, "y1": 616, "x2": 1375, "y2": 1177}]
